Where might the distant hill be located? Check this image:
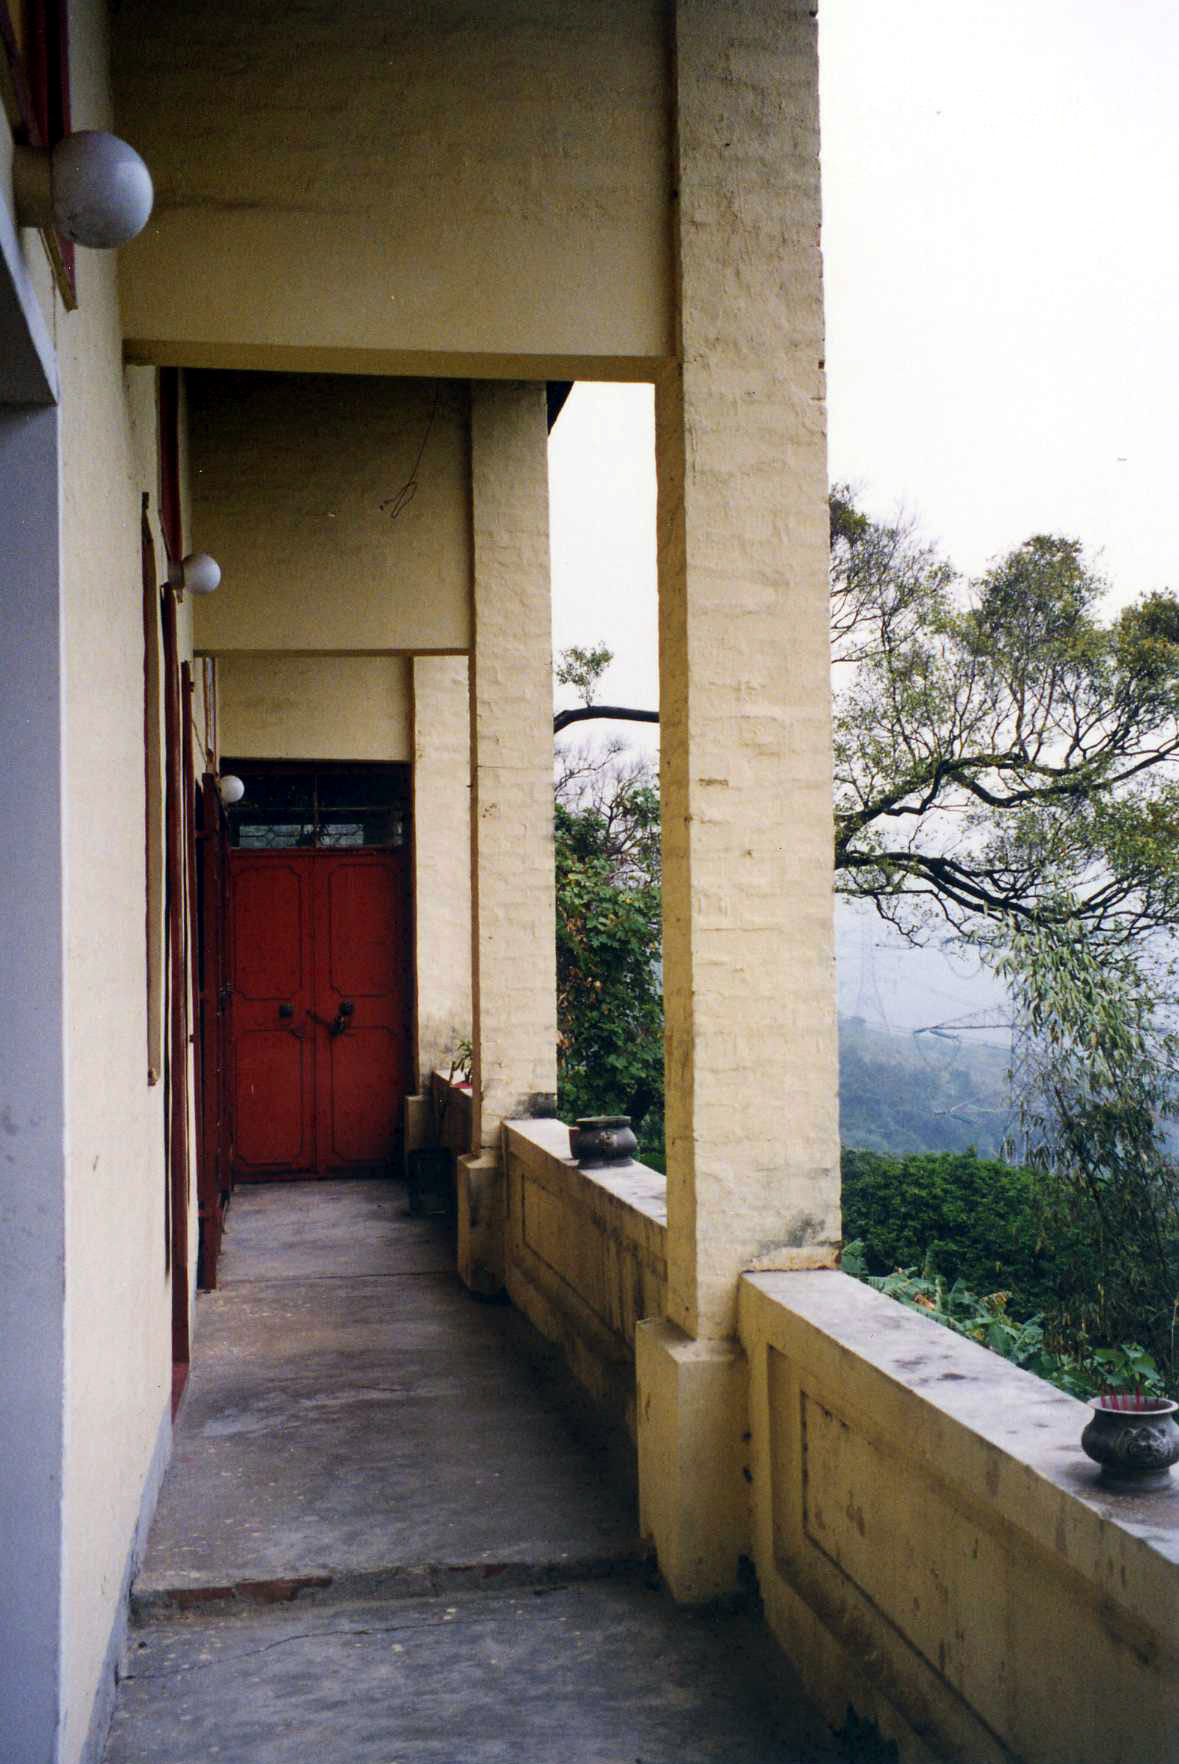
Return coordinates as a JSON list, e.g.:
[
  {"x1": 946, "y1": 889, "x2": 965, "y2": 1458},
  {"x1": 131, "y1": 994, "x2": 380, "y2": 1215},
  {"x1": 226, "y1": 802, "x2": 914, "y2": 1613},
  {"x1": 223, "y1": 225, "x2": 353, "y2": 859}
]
[{"x1": 838, "y1": 1015, "x2": 1014, "y2": 1158}]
